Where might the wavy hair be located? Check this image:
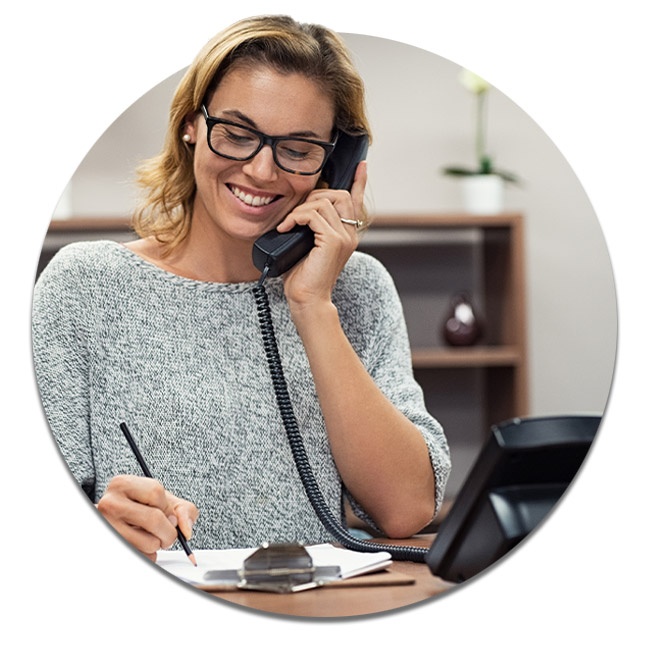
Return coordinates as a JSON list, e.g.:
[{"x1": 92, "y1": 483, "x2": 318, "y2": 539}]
[{"x1": 132, "y1": 15, "x2": 371, "y2": 252}]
